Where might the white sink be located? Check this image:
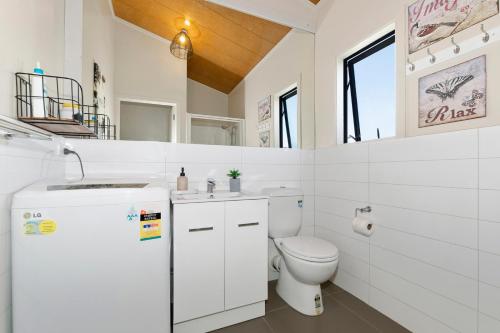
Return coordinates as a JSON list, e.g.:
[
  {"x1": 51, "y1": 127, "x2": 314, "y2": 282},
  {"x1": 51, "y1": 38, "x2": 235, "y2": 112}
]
[
  {"x1": 177, "y1": 192, "x2": 241, "y2": 201},
  {"x1": 171, "y1": 191, "x2": 268, "y2": 204}
]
